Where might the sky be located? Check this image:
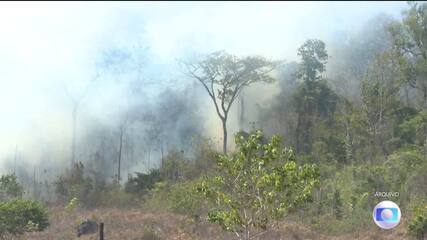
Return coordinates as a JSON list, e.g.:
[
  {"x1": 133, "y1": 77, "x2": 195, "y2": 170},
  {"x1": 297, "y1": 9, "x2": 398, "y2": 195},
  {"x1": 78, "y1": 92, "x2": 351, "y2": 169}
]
[{"x1": 0, "y1": 1, "x2": 408, "y2": 167}]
